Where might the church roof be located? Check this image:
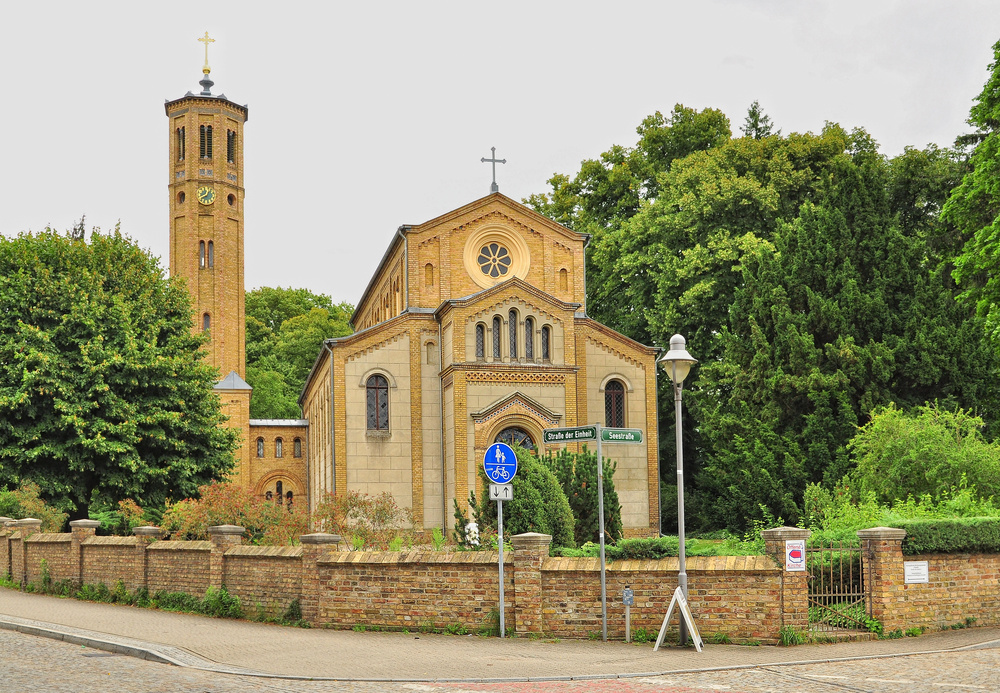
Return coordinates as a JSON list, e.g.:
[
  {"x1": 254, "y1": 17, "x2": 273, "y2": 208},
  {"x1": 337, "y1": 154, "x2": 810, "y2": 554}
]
[
  {"x1": 433, "y1": 276, "x2": 581, "y2": 319},
  {"x1": 214, "y1": 371, "x2": 252, "y2": 391}
]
